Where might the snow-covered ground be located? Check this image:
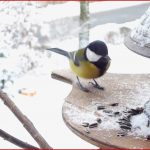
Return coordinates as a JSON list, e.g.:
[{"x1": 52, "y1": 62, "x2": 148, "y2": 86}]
[{"x1": 0, "y1": 1, "x2": 150, "y2": 148}]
